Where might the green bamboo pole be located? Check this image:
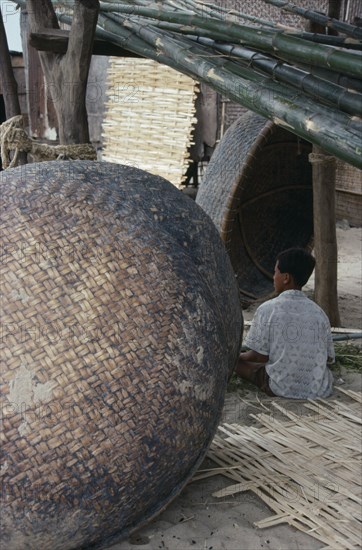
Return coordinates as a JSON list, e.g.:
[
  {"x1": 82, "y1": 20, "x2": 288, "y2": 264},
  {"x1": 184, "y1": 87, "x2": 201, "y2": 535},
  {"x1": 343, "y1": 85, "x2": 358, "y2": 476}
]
[
  {"x1": 173, "y1": 0, "x2": 278, "y2": 28},
  {"x1": 263, "y1": 0, "x2": 362, "y2": 39},
  {"x1": 93, "y1": 12, "x2": 362, "y2": 168},
  {"x1": 101, "y1": 12, "x2": 245, "y2": 44},
  {"x1": 185, "y1": 33, "x2": 362, "y2": 90},
  {"x1": 104, "y1": 11, "x2": 269, "y2": 86},
  {"x1": 291, "y1": 32, "x2": 362, "y2": 50},
  {"x1": 106, "y1": 9, "x2": 362, "y2": 51},
  {"x1": 98, "y1": 4, "x2": 362, "y2": 78},
  {"x1": 296, "y1": 63, "x2": 362, "y2": 93},
  {"x1": 191, "y1": 37, "x2": 362, "y2": 116}
]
